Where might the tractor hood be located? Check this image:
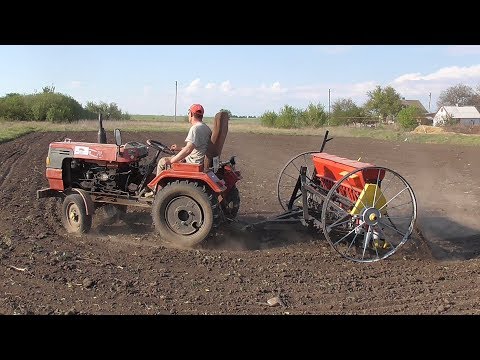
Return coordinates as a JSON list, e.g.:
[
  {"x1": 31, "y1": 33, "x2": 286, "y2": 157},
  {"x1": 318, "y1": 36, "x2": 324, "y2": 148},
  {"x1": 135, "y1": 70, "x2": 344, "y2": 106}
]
[{"x1": 49, "y1": 140, "x2": 148, "y2": 164}]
